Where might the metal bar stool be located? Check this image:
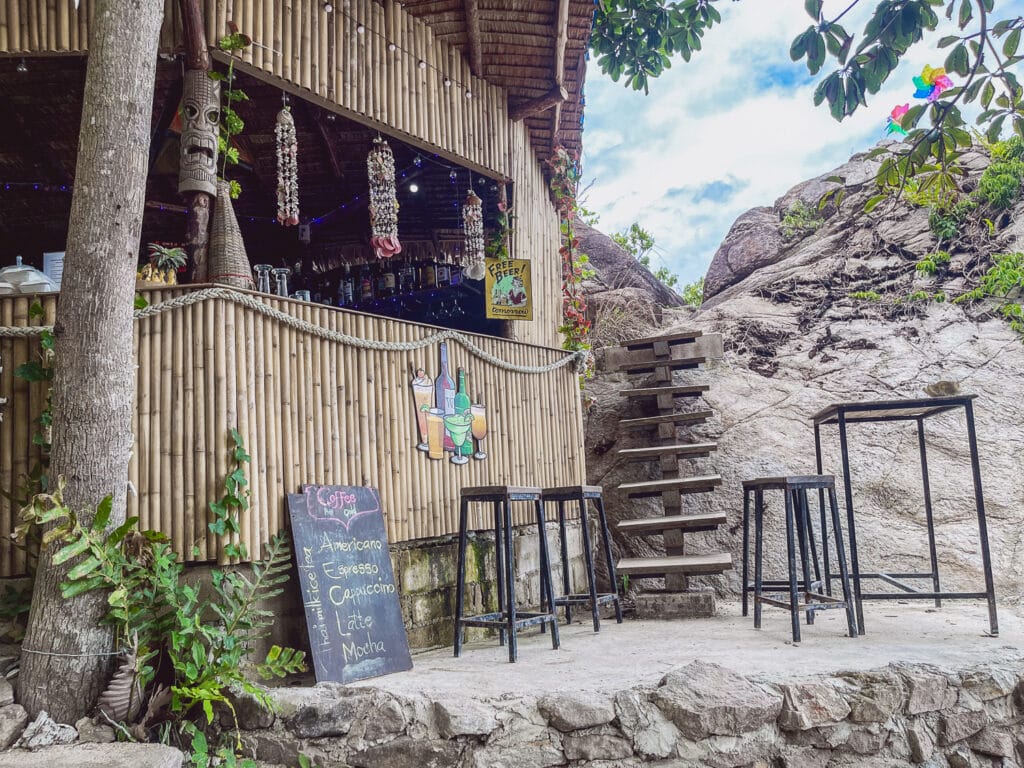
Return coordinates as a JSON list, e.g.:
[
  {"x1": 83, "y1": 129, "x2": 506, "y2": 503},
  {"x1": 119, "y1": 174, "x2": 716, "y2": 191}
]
[
  {"x1": 541, "y1": 485, "x2": 623, "y2": 632},
  {"x1": 740, "y1": 475, "x2": 857, "y2": 642},
  {"x1": 453, "y1": 485, "x2": 560, "y2": 663}
]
